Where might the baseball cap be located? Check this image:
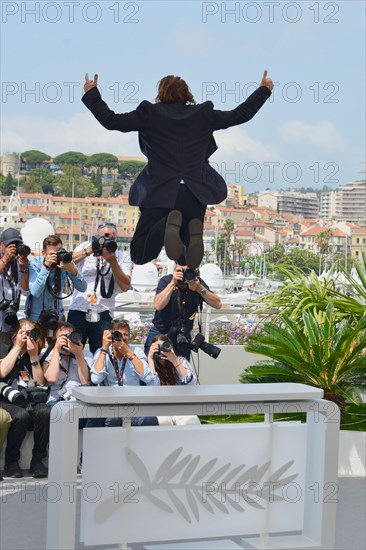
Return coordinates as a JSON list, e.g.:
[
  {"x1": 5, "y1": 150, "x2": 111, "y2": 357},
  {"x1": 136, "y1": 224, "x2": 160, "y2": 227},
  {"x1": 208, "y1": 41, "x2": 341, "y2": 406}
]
[{"x1": 0, "y1": 228, "x2": 23, "y2": 245}]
